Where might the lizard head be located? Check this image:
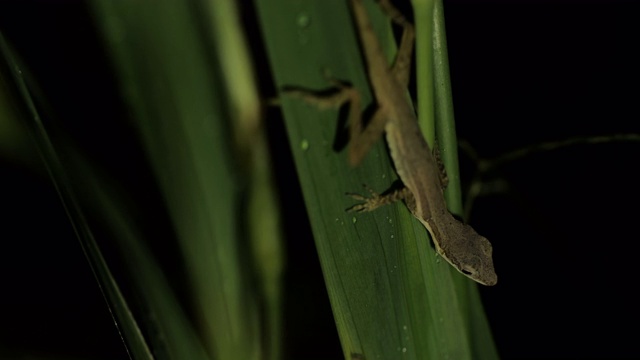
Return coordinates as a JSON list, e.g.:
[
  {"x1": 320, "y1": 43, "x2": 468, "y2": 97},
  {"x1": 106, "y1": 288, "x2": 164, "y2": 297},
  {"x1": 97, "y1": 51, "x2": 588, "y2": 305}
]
[{"x1": 436, "y1": 220, "x2": 498, "y2": 286}]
